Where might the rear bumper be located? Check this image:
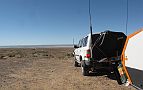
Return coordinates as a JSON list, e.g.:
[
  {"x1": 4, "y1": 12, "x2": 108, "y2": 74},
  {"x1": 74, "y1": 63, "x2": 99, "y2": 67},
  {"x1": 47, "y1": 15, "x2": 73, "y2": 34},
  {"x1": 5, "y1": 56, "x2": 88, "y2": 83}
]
[{"x1": 82, "y1": 60, "x2": 111, "y2": 68}]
